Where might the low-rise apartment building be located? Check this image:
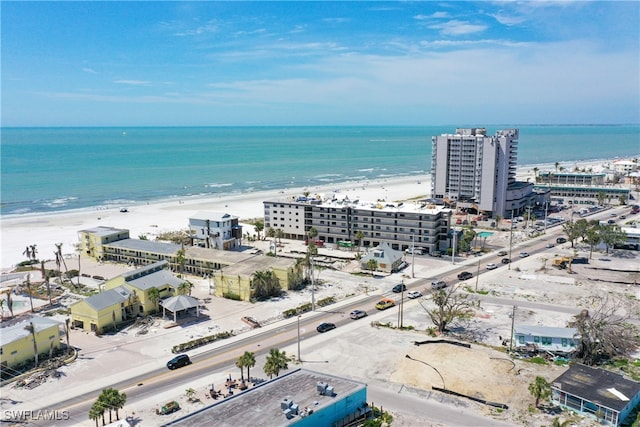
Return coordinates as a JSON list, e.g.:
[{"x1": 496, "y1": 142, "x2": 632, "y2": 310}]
[
  {"x1": 263, "y1": 196, "x2": 452, "y2": 255},
  {"x1": 1, "y1": 316, "x2": 63, "y2": 369}
]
